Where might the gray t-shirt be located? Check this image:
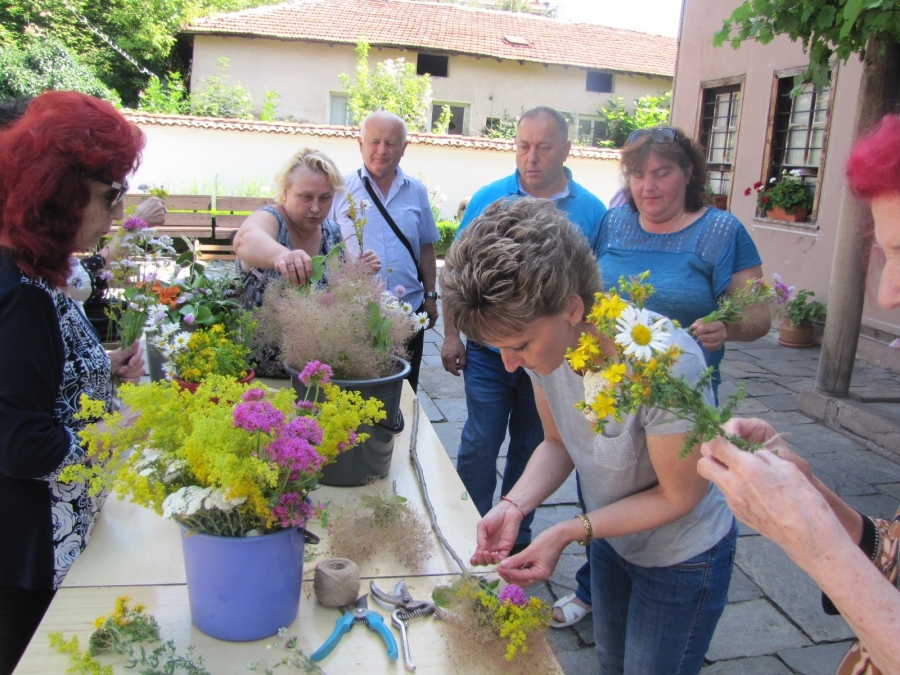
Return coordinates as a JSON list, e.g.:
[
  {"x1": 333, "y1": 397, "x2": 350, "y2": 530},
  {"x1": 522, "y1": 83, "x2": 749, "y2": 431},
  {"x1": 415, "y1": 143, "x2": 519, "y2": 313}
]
[{"x1": 528, "y1": 327, "x2": 734, "y2": 567}]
